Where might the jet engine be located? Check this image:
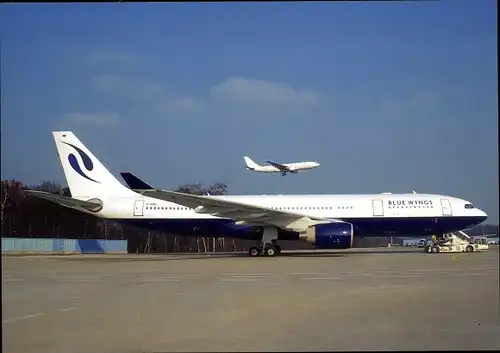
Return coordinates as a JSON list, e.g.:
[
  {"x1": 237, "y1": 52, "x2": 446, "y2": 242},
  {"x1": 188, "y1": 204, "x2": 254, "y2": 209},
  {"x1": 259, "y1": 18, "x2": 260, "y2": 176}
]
[{"x1": 299, "y1": 222, "x2": 354, "y2": 249}]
